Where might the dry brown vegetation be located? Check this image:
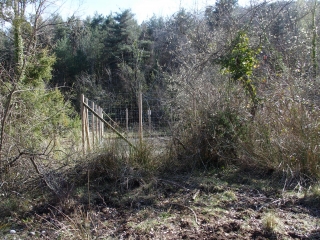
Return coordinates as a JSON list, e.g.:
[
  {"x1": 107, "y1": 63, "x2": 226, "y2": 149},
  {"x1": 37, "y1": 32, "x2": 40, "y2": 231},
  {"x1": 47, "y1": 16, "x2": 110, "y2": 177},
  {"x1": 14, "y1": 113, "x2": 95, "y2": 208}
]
[{"x1": 0, "y1": 142, "x2": 320, "y2": 239}]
